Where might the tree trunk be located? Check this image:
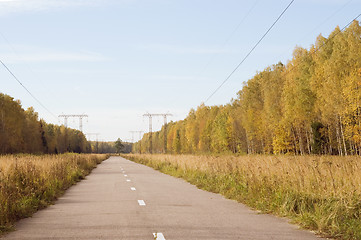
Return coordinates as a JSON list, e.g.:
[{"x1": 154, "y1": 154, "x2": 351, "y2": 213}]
[
  {"x1": 335, "y1": 122, "x2": 343, "y2": 156},
  {"x1": 291, "y1": 126, "x2": 298, "y2": 154},
  {"x1": 245, "y1": 131, "x2": 251, "y2": 154},
  {"x1": 328, "y1": 126, "x2": 333, "y2": 155},
  {"x1": 305, "y1": 127, "x2": 311, "y2": 154},
  {"x1": 297, "y1": 126, "x2": 304, "y2": 155},
  {"x1": 339, "y1": 115, "x2": 347, "y2": 155}
]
